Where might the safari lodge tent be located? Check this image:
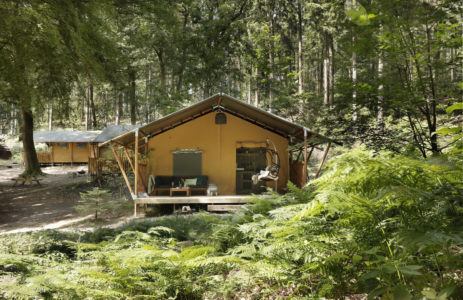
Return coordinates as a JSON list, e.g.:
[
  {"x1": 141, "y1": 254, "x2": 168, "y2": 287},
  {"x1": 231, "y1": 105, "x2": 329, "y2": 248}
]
[
  {"x1": 31, "y1": 131, "x2": 102, "y2": 165},
  {"x1": 99, "y1": 93, "x2": 339, "y2": 215}
]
